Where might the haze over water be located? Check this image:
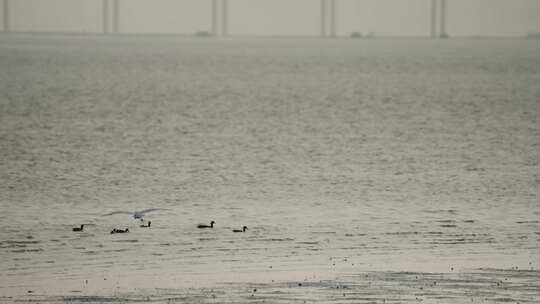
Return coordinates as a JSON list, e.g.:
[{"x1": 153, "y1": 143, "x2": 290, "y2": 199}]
[{"x1": 0, "y1": 35, "x2": 539, "y2": 303}]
